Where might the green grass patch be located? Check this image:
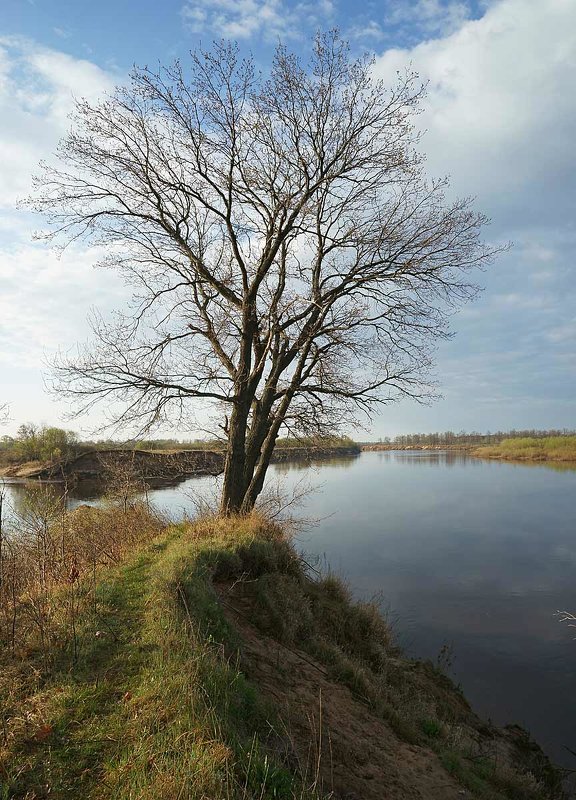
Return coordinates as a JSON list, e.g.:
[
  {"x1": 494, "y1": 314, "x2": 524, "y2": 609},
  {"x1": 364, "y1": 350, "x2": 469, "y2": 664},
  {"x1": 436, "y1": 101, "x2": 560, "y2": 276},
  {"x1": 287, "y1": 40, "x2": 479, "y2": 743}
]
[{"x1": 1, "y1": 520, "x2": 321, "y2": 799}]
